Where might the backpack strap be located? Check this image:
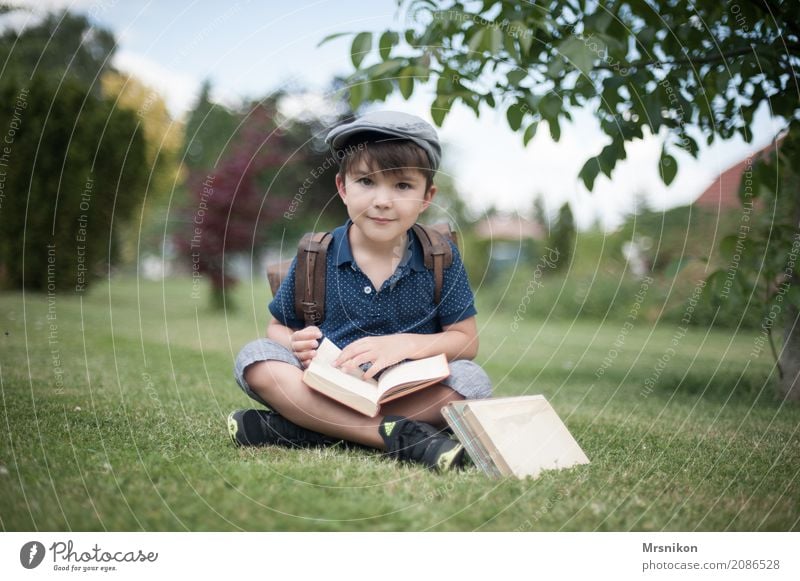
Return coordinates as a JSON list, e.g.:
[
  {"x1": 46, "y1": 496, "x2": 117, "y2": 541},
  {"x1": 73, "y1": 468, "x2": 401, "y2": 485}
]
[
  {"x1": 411, "y1": 223, "x2": 453, "y2": 305},
  {"x1": 294, "y1": 232, "x2": 333, "y2": 326}
]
